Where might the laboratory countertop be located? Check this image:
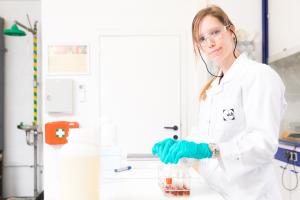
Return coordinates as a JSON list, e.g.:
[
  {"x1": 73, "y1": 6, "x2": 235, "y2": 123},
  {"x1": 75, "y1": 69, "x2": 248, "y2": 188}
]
[{"x1": 100, "y1": 160, "x2": 224, "y2": 200}]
